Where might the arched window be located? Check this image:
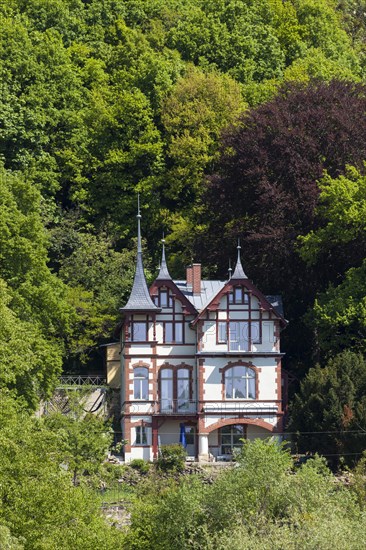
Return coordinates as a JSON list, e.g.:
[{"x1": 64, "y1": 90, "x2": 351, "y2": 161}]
[
  {"x1": 225, "y1": 366, "x2": 255, "y2": 399},
  {"x1": 134, "y1": 367, "x2": 149, "y2": 400}
]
